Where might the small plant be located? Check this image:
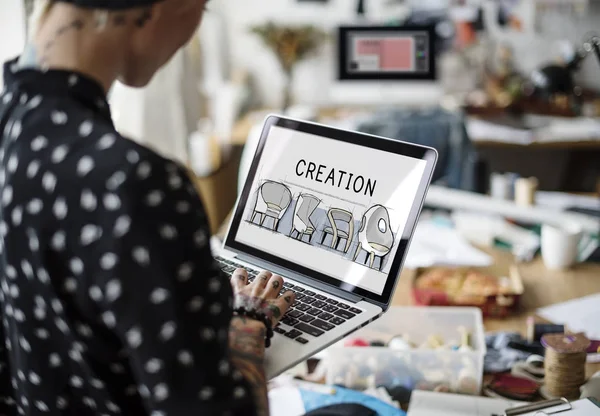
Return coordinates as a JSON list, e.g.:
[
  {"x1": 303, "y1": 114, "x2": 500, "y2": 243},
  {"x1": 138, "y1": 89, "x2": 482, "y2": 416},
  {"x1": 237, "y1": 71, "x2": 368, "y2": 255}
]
[{"x1": 251, "y1": 22, "x2": 327, "y2": 111}]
